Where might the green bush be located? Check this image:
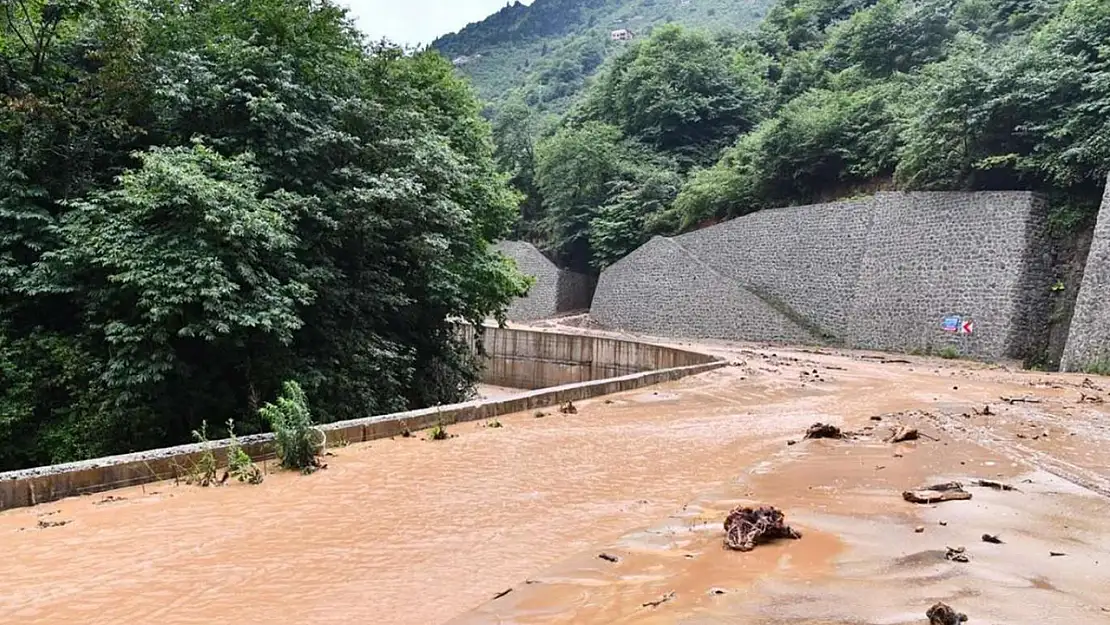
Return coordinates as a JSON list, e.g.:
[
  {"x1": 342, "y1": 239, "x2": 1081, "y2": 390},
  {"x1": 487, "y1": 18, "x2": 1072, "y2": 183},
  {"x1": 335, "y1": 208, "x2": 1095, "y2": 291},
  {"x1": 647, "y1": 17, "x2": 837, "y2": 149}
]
[
  {"x1": 260, "y1": 381, "x2": 323, "y2": 473},
  {"x1": 226, "y1": 419, "x2": 264, "y2": 484}
]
